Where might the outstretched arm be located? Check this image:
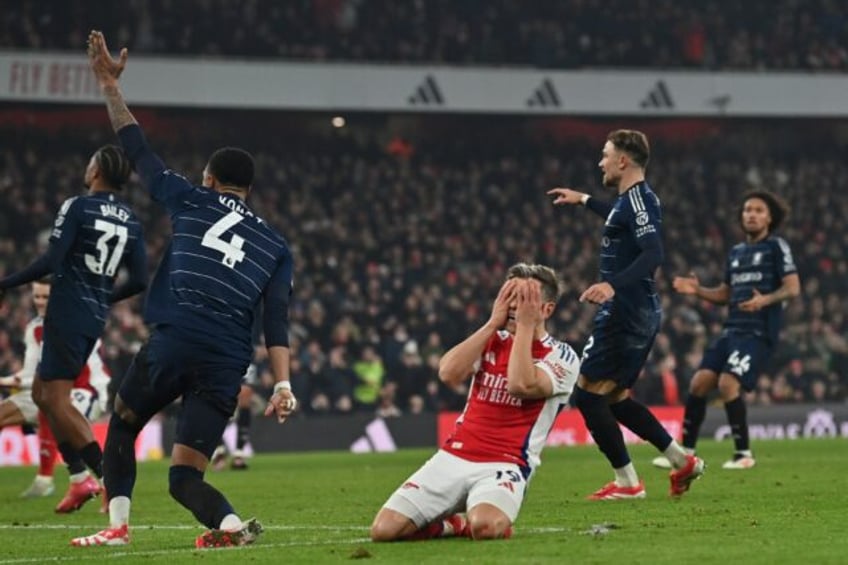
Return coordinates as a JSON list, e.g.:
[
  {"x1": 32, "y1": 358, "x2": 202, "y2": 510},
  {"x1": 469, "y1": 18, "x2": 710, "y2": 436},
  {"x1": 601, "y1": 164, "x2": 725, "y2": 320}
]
[
  {"x1": 87, "y1": 31, "x2": 137, "y2": 133},
  {"x1": 439, "y1": 279, "x2": 519, "y2": 386},
  {"x1": 548, "y1": 187, "x2": 613, "y2": 219}
]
